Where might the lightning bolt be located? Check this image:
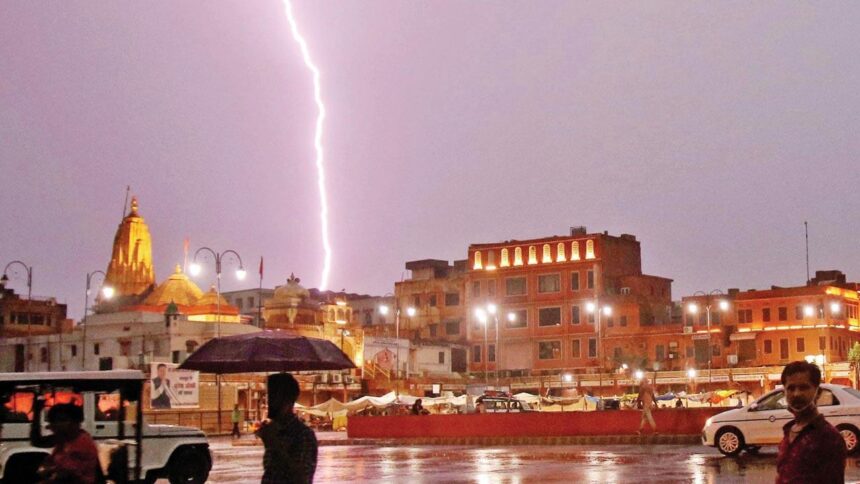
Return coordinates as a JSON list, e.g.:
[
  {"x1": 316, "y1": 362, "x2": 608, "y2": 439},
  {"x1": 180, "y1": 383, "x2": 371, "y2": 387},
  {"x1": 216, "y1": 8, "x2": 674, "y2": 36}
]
[{"x1": 282, "y1": 0, "x2": 331, "y2": 290}]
